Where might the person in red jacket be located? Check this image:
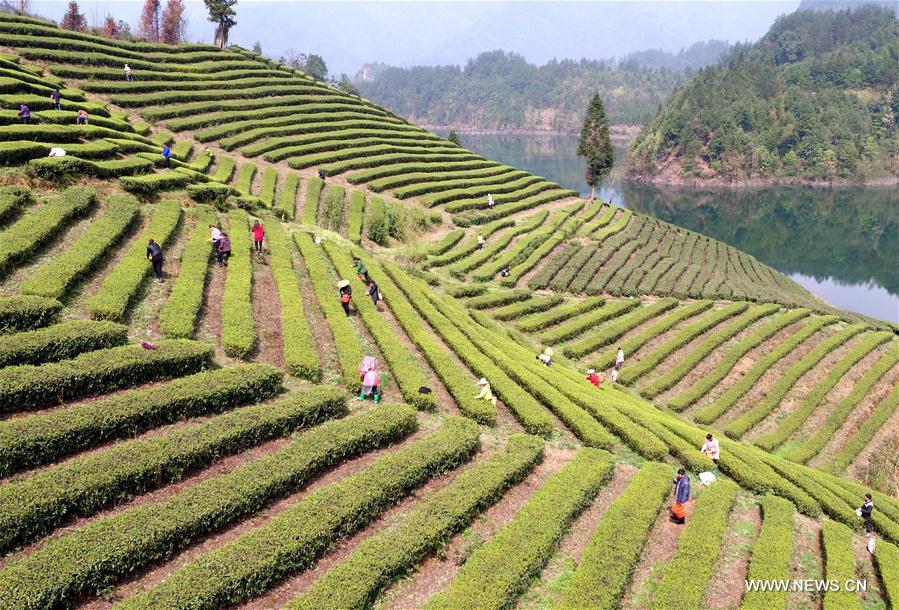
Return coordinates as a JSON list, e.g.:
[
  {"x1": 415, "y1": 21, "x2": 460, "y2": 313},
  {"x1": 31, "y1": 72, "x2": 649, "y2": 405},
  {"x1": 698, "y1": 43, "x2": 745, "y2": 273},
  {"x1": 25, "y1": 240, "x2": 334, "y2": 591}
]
[
  {"x1": 251, "y1": 220, "x2": 265, "y2": 254},
  {"x1": 586, "y1": 368, "x2": 604, "y2": 388}
]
